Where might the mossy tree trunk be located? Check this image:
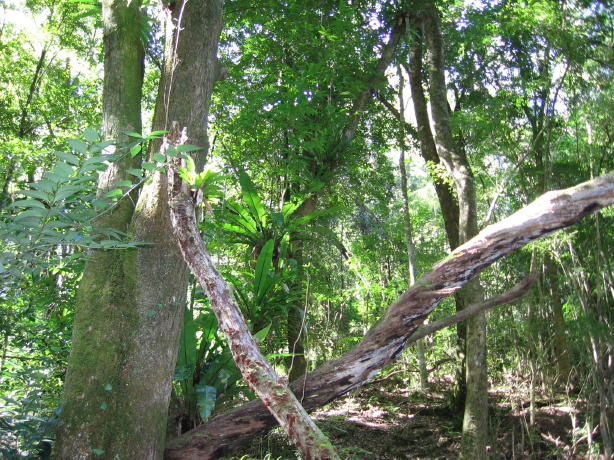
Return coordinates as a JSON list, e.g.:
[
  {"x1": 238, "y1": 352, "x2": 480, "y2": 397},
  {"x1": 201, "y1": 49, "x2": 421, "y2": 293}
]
[
  {"x1": 55, "y1": 1, "x2": 145, "y2": 456},
  {"x1": 54, "y1": 1, "x2": 223, "y2": 458},
  {"x1": 405, "y1": 17, "x2": 467, "y2": 407}
]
